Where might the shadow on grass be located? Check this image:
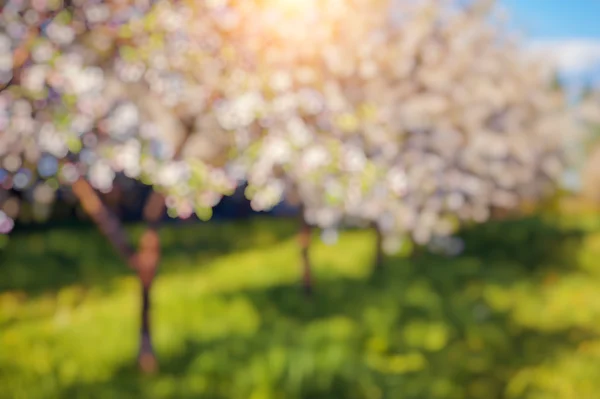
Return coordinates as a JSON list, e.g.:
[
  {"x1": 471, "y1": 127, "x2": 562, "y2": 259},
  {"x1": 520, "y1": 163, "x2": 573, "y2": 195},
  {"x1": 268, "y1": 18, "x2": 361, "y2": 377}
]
[
  {"x1": 0, "y1": 217, "x2": 299, "y2": 295},
  {"x1": 457, "y1": 216, "x2": 585, "y2": 273}
]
